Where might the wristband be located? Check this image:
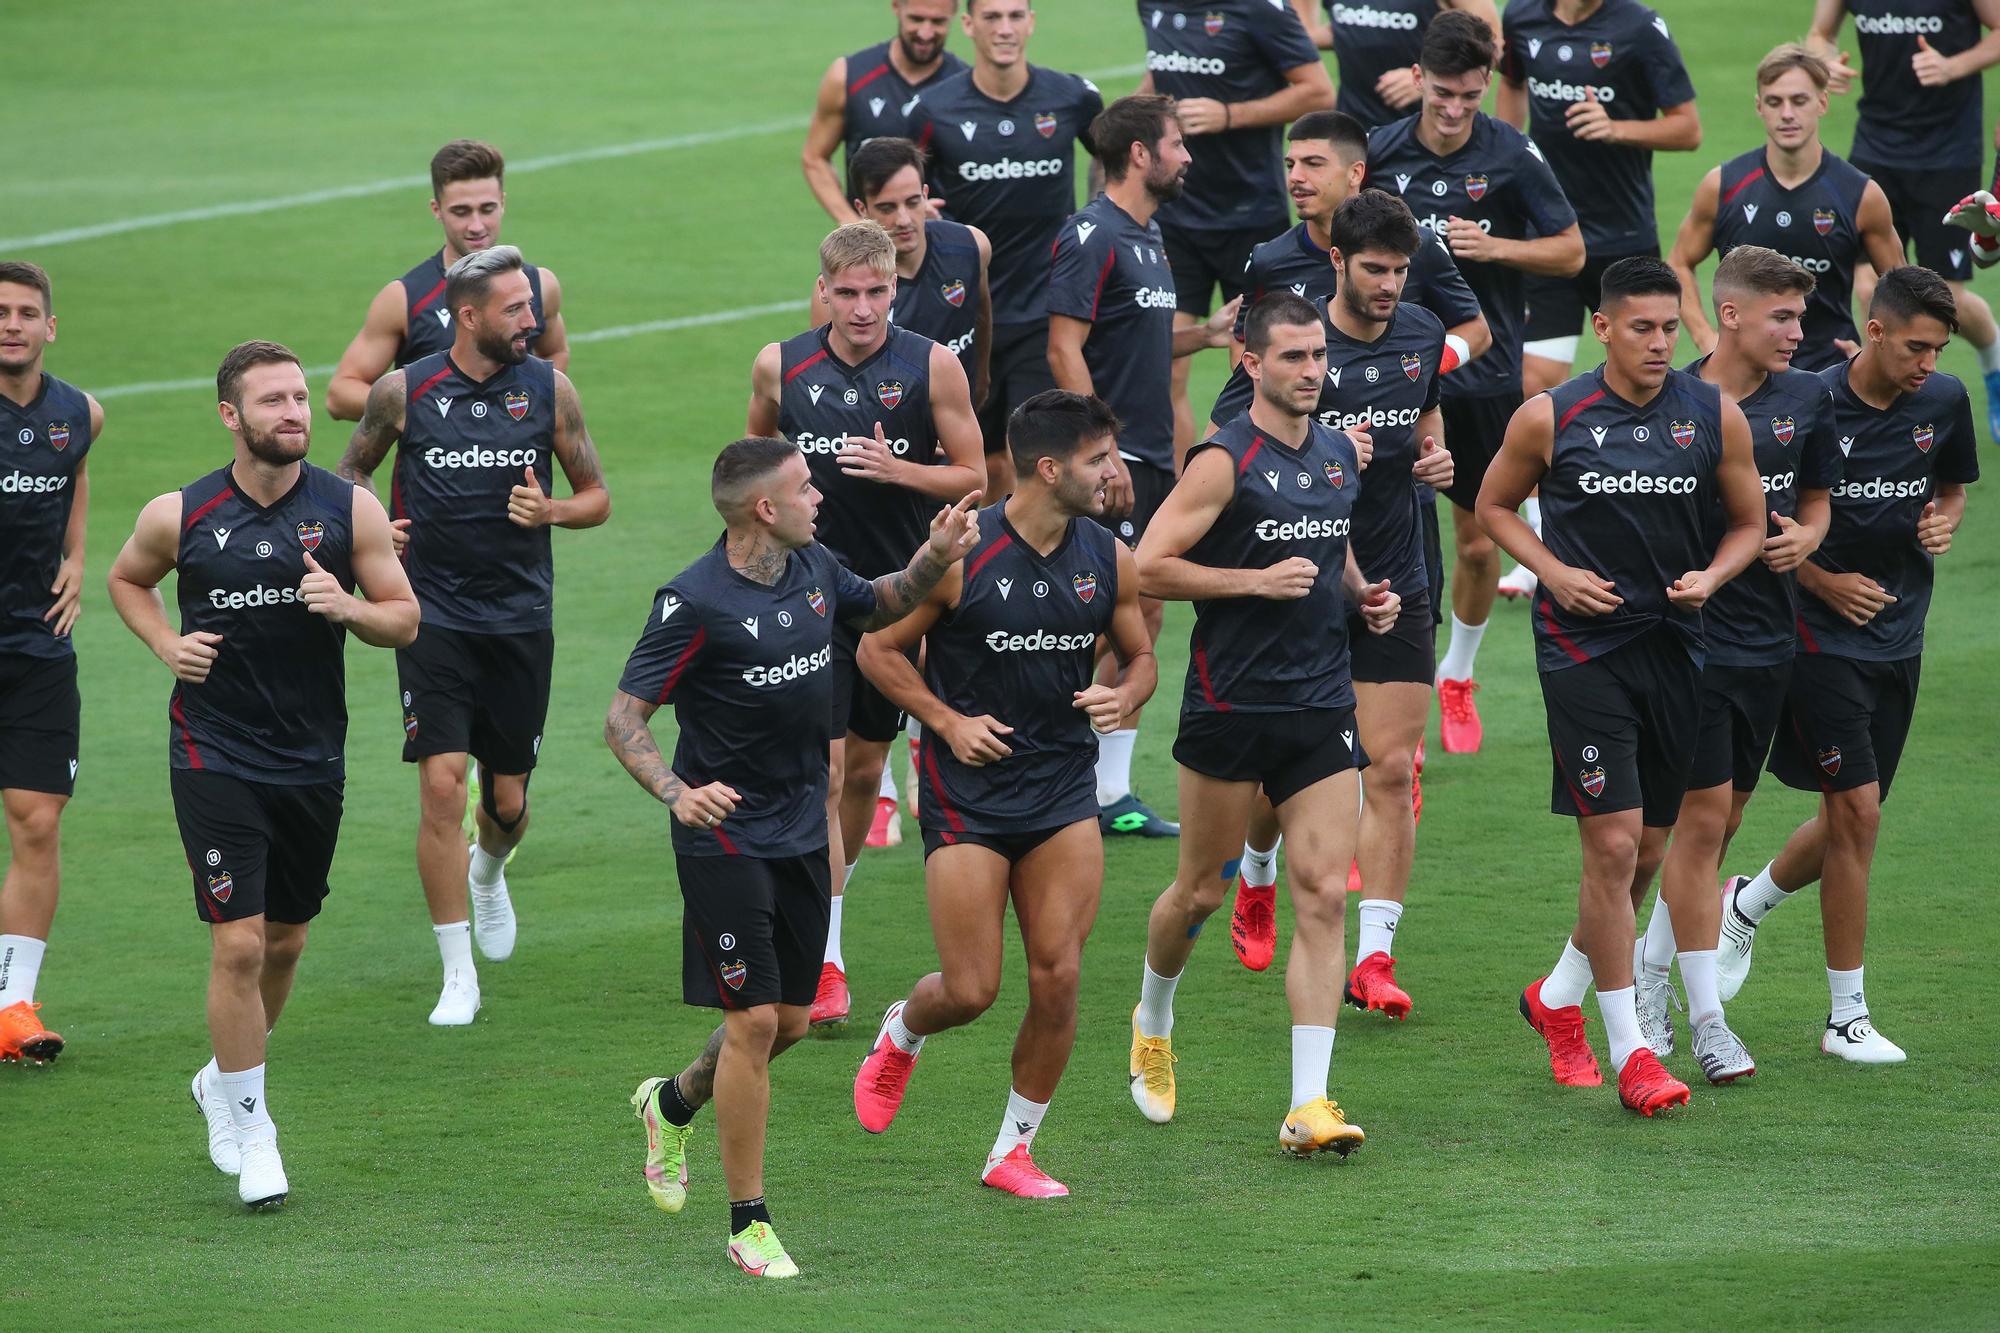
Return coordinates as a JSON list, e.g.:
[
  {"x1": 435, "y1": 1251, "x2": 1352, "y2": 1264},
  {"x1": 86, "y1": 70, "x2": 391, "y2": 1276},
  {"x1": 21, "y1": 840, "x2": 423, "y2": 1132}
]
[{"x1": 1441, "y1": 332, "x2": 1469, "y2": 373}]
